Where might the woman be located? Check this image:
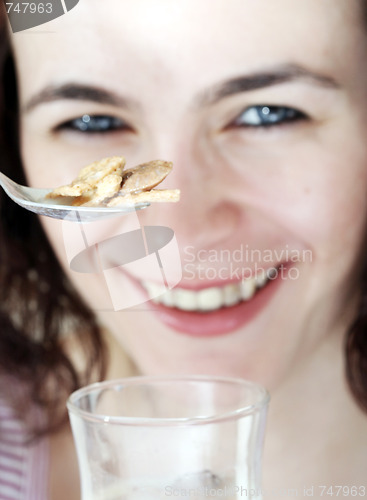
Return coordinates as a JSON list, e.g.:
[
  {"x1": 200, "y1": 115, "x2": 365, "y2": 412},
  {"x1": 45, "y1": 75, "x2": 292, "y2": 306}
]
[{"x1": 1, "y1": 0, "x2": 367, "y2": 498}]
